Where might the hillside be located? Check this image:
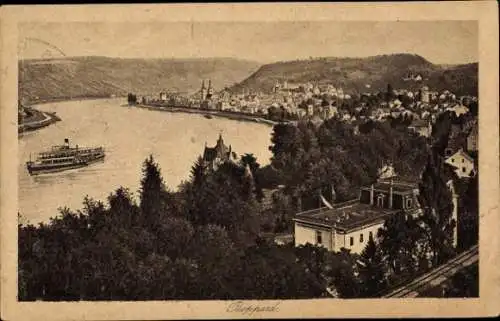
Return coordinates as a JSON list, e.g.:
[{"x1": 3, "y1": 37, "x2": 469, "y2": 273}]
[
  {"x1": 229, "y1": 54, "x2": 478, "y2": 96},
  {"x1": 19, "y1": 56, "x2": 261, "y2": 104}
]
